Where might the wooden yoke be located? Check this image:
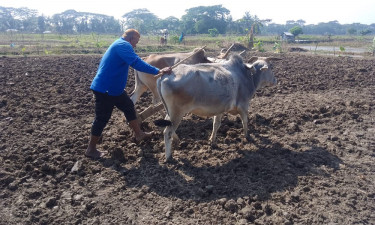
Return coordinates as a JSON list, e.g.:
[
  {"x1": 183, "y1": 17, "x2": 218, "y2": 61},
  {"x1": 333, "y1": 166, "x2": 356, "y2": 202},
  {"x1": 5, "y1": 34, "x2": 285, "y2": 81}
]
[{"x1": 138, "y1": 46, "x2": 207, "y2": 122}]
